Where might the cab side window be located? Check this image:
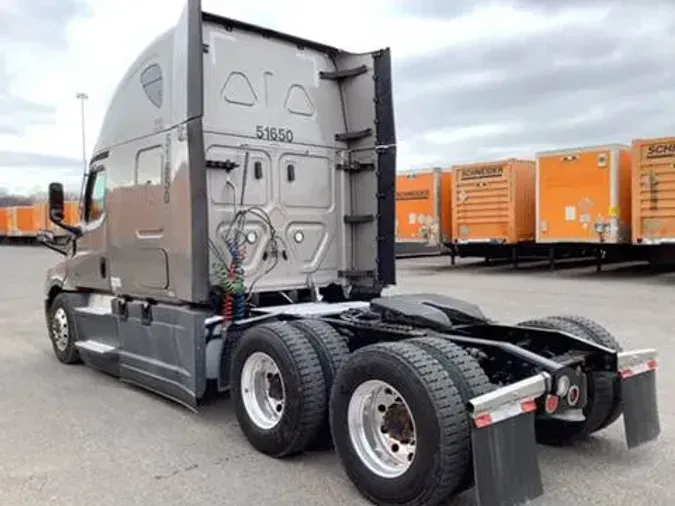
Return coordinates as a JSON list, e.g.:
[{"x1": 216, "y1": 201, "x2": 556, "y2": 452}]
[{"x1": 84, "y1": 168, "x2": 107, "y2": 223}]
